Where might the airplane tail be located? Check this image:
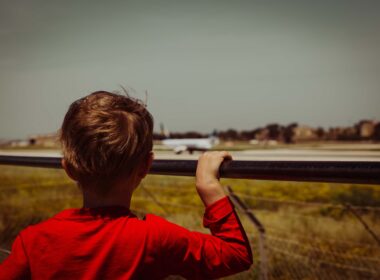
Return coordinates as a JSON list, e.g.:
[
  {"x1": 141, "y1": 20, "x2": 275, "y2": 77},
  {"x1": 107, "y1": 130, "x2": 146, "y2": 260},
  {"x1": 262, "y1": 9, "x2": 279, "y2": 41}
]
[
  {"x1": 209, "y1": 129, "x2": 220, "y2": 145},
  {"x1": 160, "y1": 123, "x2": 170, "y2": 138}
]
